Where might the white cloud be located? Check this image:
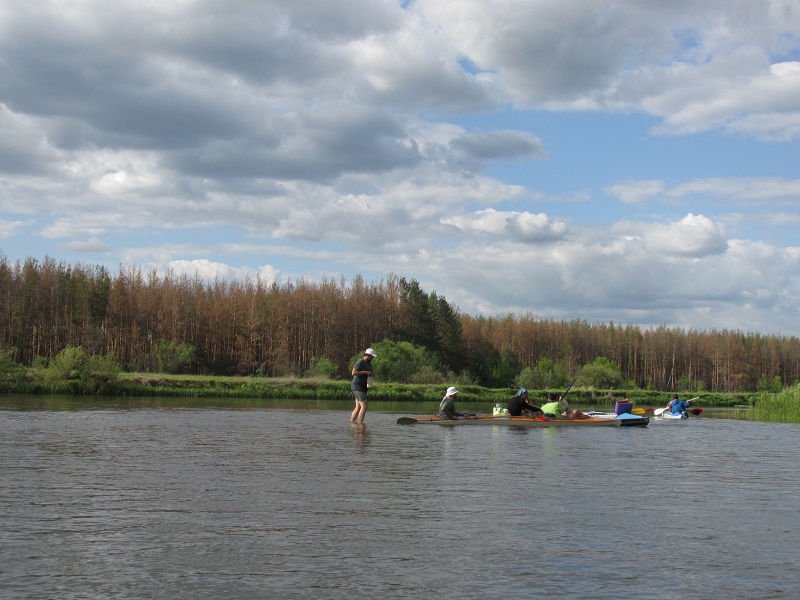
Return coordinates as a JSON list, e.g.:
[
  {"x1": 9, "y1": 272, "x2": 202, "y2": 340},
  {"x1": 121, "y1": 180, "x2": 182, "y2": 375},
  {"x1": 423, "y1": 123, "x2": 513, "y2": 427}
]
[
  {"x1": 669, "y1": 177, "x2": 800, "y2": 203},
  {"x1": 167, "y1": 259, "x2": 254, "y2": 282},
  {"x1": 639, "y1": 213, "x2": 728, "y2": 258},
  {"x1": 762, "y1": 212, "x2": 800, "y2": 227},
  {"x1": 727, "y1": 111, "x2": 800, "y2": 142},
  {"x1": 649, "y1": 59, "x2": 800, "y2": 138},
  {"x1": 442, "y1": 209, "x2": 567, "y2": 242},
  {"x1": 1, "y1": 1, "x2": 800, "y2": 337},
  {"x1": 60, "y1": 237, "x2": 110, "y2": 253},
  {"x1": 413, "y1": 1, "x2": 800, "y2": 139},
  {"x1": 413, "y1": 218, "x2": 798, "y2": 335},
  {"x1": 90, "y1": 165, "x2": 163, "y2": 196},
  {"x1": 0, "y1": 219, "x2": 29, "y2": 238},
  {"x1": 506, "y1": 212, "x2": 568, "y2": 242},
  {"x1": 606, "y1": 177, "x2": 800, "y2": 206},
  {"x1": 348, "y1": 12, "x2": 497, "y2": 112},
  {"x1": 605, "y1": 180, "x2": 666, "y2": 204},
  {"x1": 41, "y1": 219, "x2": 108, "y2": 239}
]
